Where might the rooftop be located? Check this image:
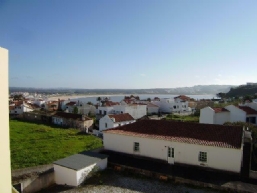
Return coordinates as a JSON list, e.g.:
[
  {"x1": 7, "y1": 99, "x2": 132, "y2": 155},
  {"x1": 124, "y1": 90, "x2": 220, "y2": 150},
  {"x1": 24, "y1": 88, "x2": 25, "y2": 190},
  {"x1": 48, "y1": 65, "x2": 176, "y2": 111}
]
[
  {"x1": 213, "y1": 107, "x2": 229, "y2": 113},
  {"x1": 104, "y1": 120, "x2": 243, "y2": 149},
  {"x1": 53, "y1": 151, "x2": 108, "y2": 170},
  {"x1": 237, "y1": 106, "x2": 257, "y2": 115},
  {"x1": 108, "y1": 113, "x2": 134, "y2": 122}
]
